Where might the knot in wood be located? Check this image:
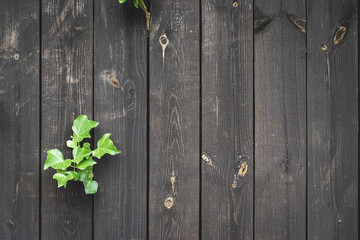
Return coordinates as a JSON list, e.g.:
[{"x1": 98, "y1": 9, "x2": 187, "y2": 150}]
[
  {"x1": 13, "y1": 53, "x2": 19, "y2": 60},
  {"x1": 110, "y1": 76, "x2": 121, "y2": 88},
  {"x1": 129, "y1": 87, "x2": 135, "y2": 95},
  {"x1": 6, "y1": 219, "x2": 16, "y2": 232},
  {"x1": 333, "y1": 26, "x2": 347, "y2": 45},
  {"x1": 233, "y1": 2, "x2": 238, "y2": 7},
  {"x1": 238, "y1": 161, "x2": 248, "y2": 177},
  {"x1": 164, "y1": 197, "x2": 174, "y2": 209},
  {"x1": 321, "y1": 44, "x2": 328, "y2": 52},
  {"x1": 202, "y1": 152, "x2": 211, "y2": 164},
  {"x1": 159, "y1": 34, "x2": 169, "y2": 46}
]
